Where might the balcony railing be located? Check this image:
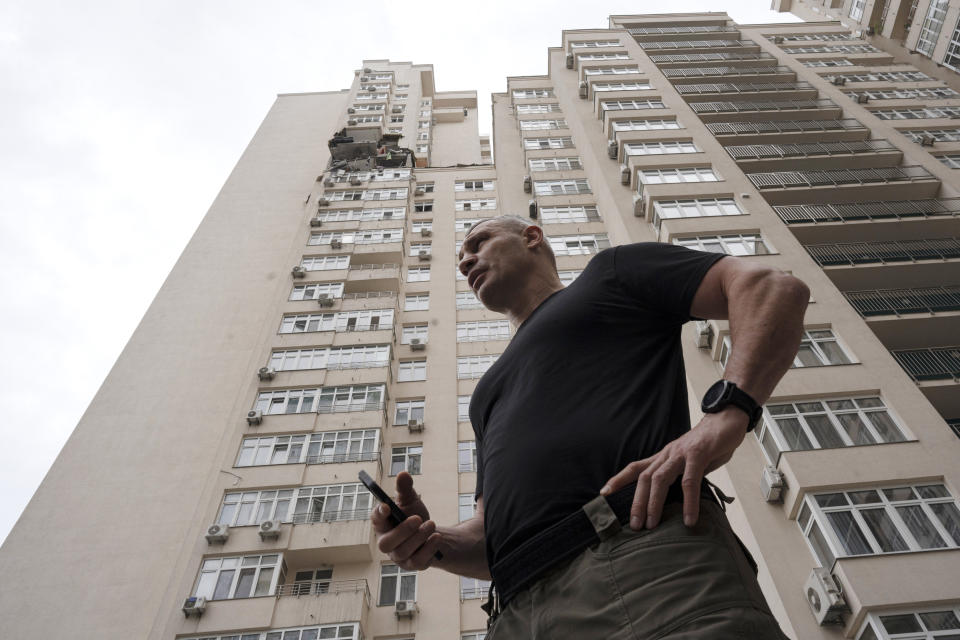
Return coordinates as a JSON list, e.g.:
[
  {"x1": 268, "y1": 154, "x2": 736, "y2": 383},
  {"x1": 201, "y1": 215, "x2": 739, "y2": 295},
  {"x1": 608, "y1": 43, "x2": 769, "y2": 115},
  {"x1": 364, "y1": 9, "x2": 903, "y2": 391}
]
[
  {"x1": 316, "y1": 401, "x2": 386, "y2": 414},
  {"x1": 348, "y1": 263, "x2": 400, "y2": 271},
  {"x1": 892, "y1": 347, "x2": 960, "y2": 381},
  {"x1": 663, "y1": 65, "x2": 793, "y2": 78},
  {"x1": 342, "y1": 291, "x2": 397, "y2": 300},
  {"x1": 726, "y1": 139, "x2": 897, "y2": 160},
  {"x1": 276, "y1": 578, "x2": 370, "y2": 598},
  {"x1": 676, "y1": 81, "x2": 813, "y2": 95},
  {"x1": 639, "y1": 39, "x2": 756, "y2": 50},
  {"x1": 649, "y1": 52, "x2": 776, "y2": 64},
  {"x1": 460, "y1": 586, "x2": 492, "y2": 600},
  {"x1": 707, "y1": 119, "x2": 863, "y2": 136},
  {"x1": 629, "y1": 25, "x2": 739, "y2": 35},
  {"x1": 774, "y1": 198, "x2": 960, "y2": 224},
  {"x1": 746, "y1": 165, "x2": 935, "y2": 190},
  {"x1": 306, "y1": 450, "x2": 380, "y2": 465},
  {"x1": 290, "y1": 508, "x2": 373, "y2": 524},
  {"x1": 694, "y1": 99, "x2": 837, "y2": 115},
  {"x1": 844, "y1": 286, "x2": 960, "y2": 316},
  {"x1": 805, "y1": 237, "x2": 960, "y2": 266}
]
